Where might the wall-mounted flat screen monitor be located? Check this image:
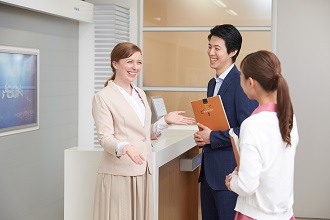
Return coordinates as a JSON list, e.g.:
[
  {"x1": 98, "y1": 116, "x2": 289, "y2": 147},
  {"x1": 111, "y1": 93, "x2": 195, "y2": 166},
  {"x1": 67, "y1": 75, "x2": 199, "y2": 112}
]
[{"x1": 0, "y1": 45, "x2": 39, "y2": 136}]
